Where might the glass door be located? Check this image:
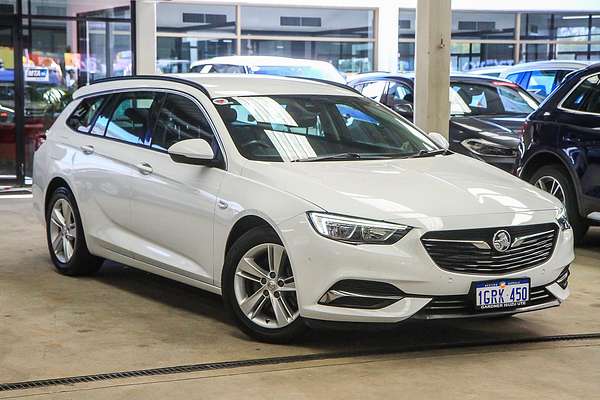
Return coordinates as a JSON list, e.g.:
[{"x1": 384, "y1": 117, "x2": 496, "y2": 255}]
[{"x1": 0, "y1": 22, "x2": 17, "y2": 183}]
